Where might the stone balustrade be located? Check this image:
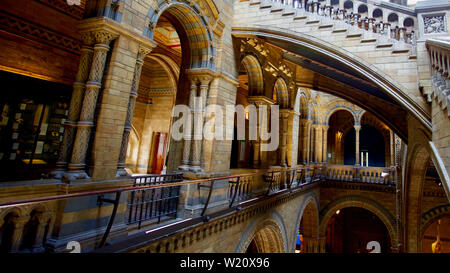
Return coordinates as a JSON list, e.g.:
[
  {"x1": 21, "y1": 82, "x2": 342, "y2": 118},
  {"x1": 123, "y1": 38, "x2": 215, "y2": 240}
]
[
  {"x1": 265, "y1": 0, "x2": 417, "y2": 47},
  {"x1": 426, "y1": 37, "x2": 450, "y2": 113},
  {"x1": 324, "y1": 163, "x2": 395, "y2": 184}
]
